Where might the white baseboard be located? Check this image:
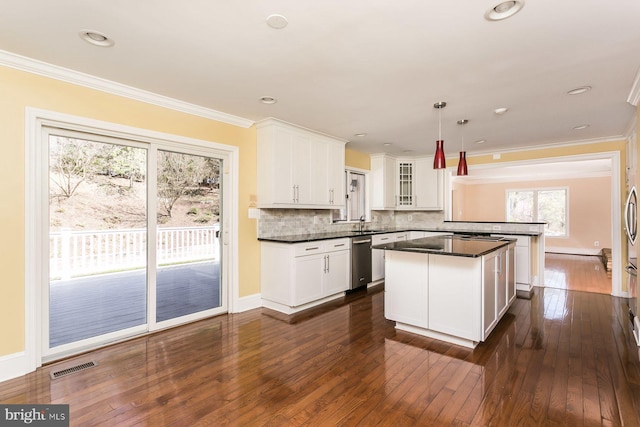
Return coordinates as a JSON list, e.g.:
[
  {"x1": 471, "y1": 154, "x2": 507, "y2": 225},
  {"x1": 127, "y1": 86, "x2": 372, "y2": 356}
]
[
  {"x1": 0, "y1": 352, "x2": 31, "y2": 383},
  {"x1": 545, "y1": 247, "x2": 602, "y2": 256},
  {"x1": 233, "y1": 293, "x2": 262, "y2": 313}
]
